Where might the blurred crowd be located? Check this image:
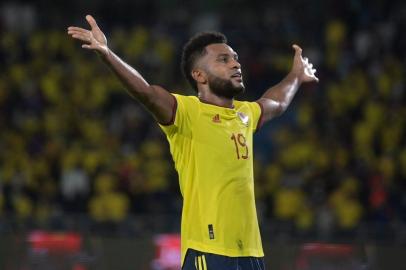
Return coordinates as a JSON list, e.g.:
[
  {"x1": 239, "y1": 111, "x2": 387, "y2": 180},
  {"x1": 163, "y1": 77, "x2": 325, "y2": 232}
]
[{"x1": 0, "y1": 0, "x2": 405, "y2": 242}]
